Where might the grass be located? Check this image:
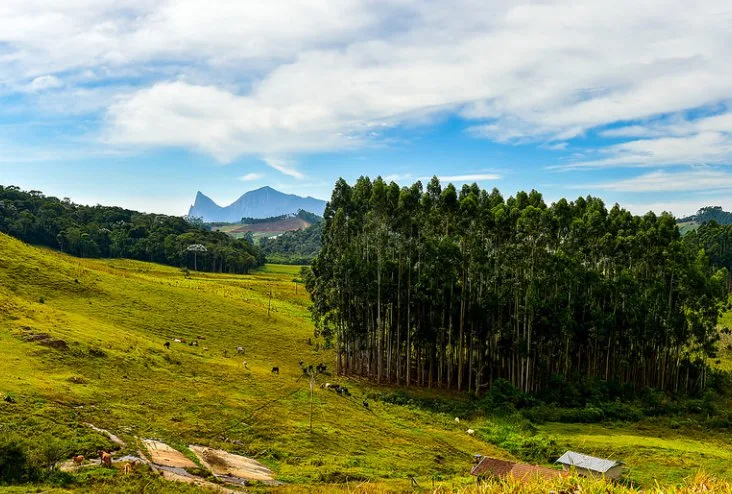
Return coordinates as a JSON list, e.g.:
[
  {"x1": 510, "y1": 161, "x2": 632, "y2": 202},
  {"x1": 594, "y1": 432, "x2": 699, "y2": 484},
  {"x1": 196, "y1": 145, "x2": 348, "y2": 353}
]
[{"x1": 1, "y1": 232, "x2": 731, "y2": 492}]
